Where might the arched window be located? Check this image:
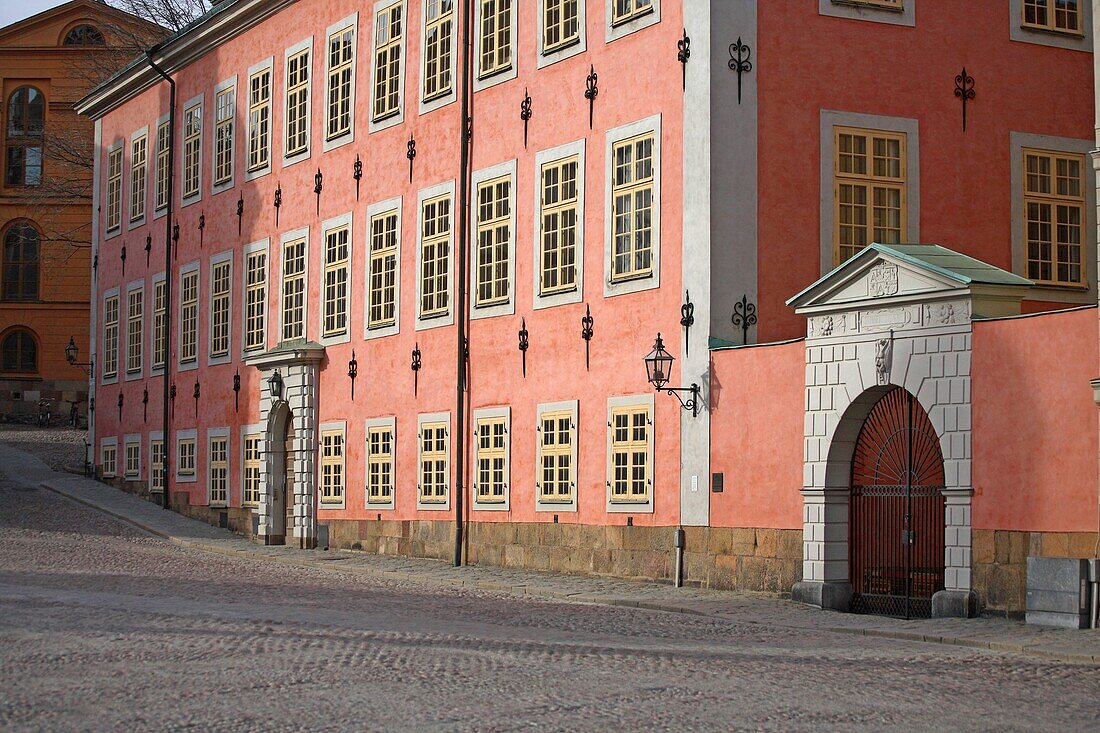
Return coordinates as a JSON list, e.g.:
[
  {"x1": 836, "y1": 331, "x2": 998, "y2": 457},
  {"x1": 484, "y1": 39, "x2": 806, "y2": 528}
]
[
  {"x1": 63, "y1": 25, "x2": 105, "y2": 46},
  {"x1": 5, "y1": 86, "x2": 44, "y2": 187},
  {"x1": 2, "y1": 222, "x2": 39, "y2": 301},
  {"x1": 1, "y1": 329, "x2": 37, "y2": 373}
]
